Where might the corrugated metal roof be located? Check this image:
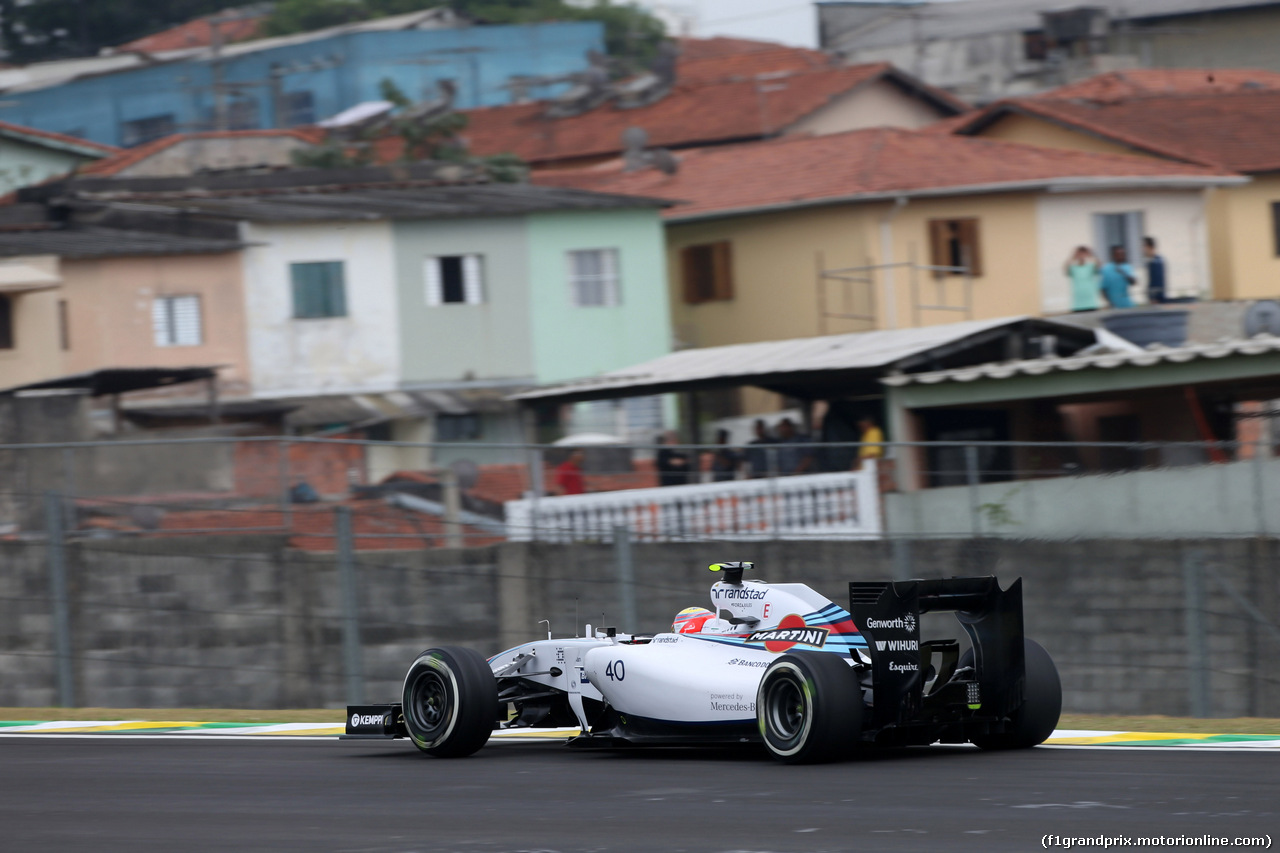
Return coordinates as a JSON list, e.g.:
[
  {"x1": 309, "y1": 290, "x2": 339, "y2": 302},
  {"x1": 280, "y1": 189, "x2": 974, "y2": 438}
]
[
  {"x1": 68, "y1": 183, "x2": 671, "y2": 223},
  {"x1": 881, "y1": 335, "x2": 1280, "y2": 387},
  {"x1": 0, "y1": 226, "x2": 243, "y2": 259},
  {"x1": 511, "y1": 316, "x2": 1094, "y2": 402}
]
